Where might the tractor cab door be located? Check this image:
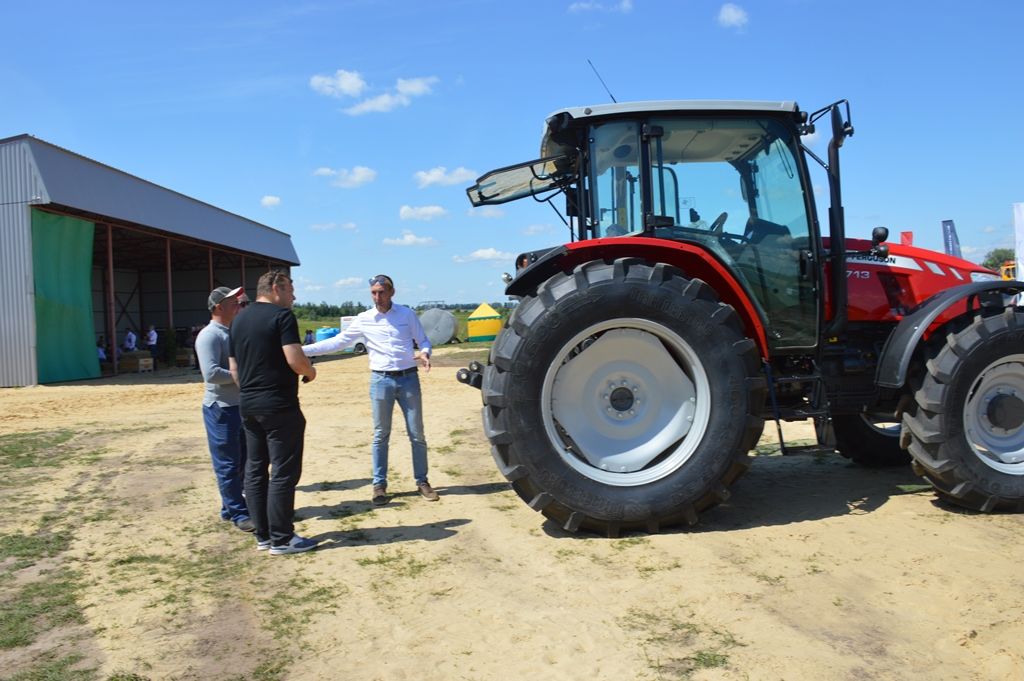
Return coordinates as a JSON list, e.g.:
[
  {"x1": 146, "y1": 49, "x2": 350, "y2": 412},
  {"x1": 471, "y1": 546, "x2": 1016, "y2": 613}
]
[{"x1": 587, "y1": 116, "x2": 819, "y2": 350}]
